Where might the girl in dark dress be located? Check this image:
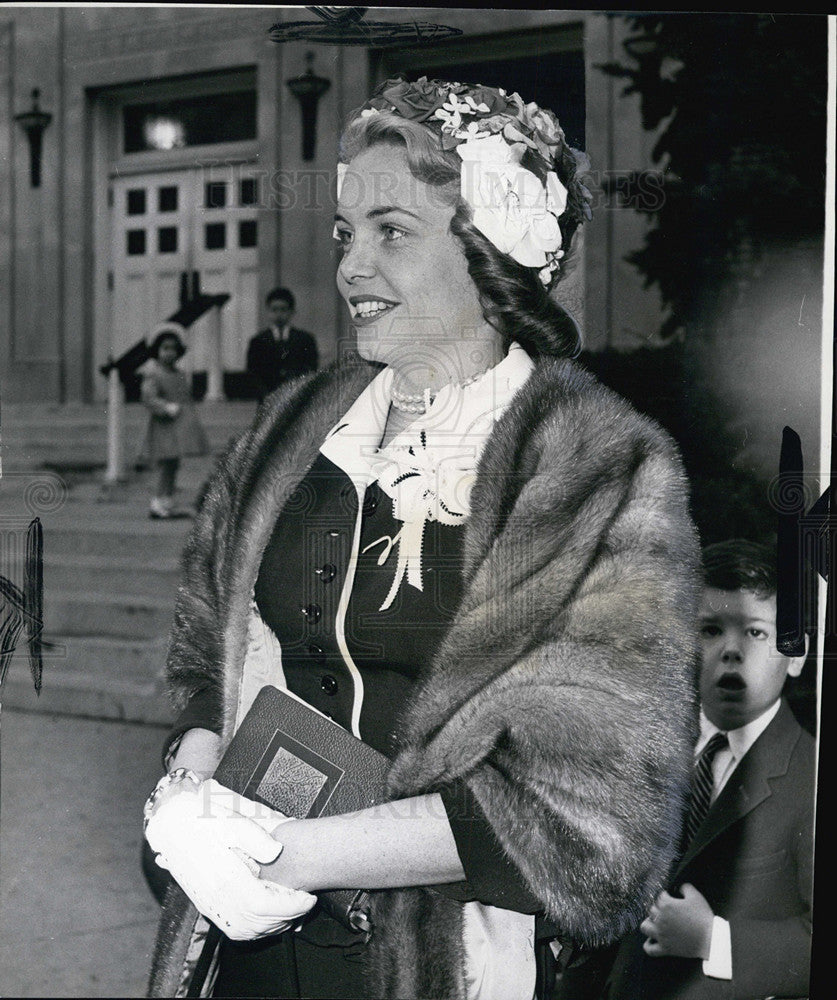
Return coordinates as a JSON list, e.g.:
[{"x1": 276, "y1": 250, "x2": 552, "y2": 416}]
[{"x1": 144, "y1": 79, "x2": 701, "y2": 1000}]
